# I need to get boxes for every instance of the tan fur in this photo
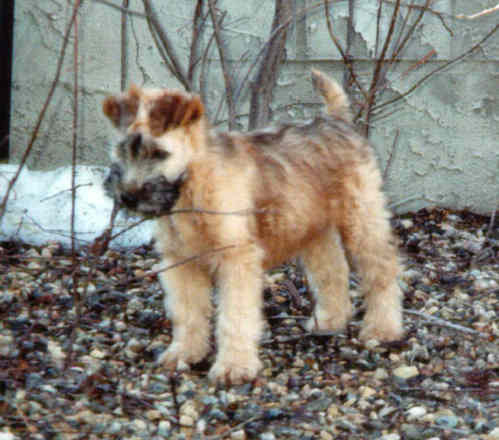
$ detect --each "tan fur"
[102,71,403,385]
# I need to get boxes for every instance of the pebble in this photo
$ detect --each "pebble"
[435,414,459,429]
[488,427,499,439]
[231,430,246,440]
[157,420,171,438]
[379,434,400,440]
[406,406,427,421]
[90,348,107,359]
[393,365,419,380]
[374,368,389,380]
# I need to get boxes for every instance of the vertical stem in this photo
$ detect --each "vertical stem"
[344,0,355,89]
[248,0,293,129]
[363,0,400,136]
[68,0,82,369]
[121,0,129,91]
[207,0,236,129]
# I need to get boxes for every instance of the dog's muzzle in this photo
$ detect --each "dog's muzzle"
[103,165,183,217]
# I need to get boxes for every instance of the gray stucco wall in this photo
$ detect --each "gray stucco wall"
[9,0,499,215]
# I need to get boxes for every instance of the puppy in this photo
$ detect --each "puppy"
[102,70,403,384]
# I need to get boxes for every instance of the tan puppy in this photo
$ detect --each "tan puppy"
[102,70,403,384]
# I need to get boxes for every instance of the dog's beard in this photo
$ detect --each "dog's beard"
[104,165,183,218]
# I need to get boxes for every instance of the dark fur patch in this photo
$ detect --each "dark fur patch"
[149,93,204,136]
[102,89,139,129]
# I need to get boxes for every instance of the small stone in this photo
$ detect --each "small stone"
[0,431,16,440]
[393,365,419,380]
[47,339,66,369]
[360,386,376,399]
[231,430,246,440]
[401,424,423,440]
[488,427,499,439]
[145,410,161,421]
[365,339,380,349]
[406,406,427,421]
[179,415,194,427]
[90,349,107,359]
[115,320,127,331]
[374,368,389,380]
[380,434,400,440]
[320,431,333,440]
[327,404,340,420]
[259,433,276,440]
[157,420,171,437]
[106,421,123,435]
[435,414,458,429]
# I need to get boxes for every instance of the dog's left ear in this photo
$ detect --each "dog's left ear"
[149,92,204,136]
[102,85,141,130]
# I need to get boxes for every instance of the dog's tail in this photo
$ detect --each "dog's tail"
[311,69,352,123]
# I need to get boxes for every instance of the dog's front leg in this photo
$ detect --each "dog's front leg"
[158,258,213,369]
[209,244,264,385]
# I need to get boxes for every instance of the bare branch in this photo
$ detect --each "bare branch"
[0,2,82,223]
[188,0,208,86]
[456,4,499,20]
[142,0,191,90]
[233,2,324,106]
[324,0,368,102]
[207,0,237,129]
[373,23,499,113]
[120,0,129,91]
[93,0,148,18]
[248,0,293,129]
[363,0,401,135]
[383,129,399,182]
[405,309,489,338]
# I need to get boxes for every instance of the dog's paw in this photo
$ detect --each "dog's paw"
[158,341,208,370]
[304,304,352,333]
[359,320,403,342]
[208,356,262,385]
[304,315,349,333]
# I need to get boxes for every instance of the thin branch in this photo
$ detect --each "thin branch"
[187,0,207,86]
[372,23,499,113]
[233,2,324,106]
[248,0,293,129]
[142,0,191,90]
[374,0,383,58]
[120,0,129,91]
[93,0,148,17]
[0,3,81,223]
[207,0,237,129]
[382,0,453,36]
[456,4,499,20]
[383,129,399,181]
[390,0,431,62]
[139,245,237,278]
[405,309,489,338]
[324,0,368,102]
[363,0,401,135]
[199,18,220,104]
[68,0,82,370]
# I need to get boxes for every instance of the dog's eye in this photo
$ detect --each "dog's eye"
[150,149,169,161]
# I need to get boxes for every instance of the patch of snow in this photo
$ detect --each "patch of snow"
[0,164,153,248]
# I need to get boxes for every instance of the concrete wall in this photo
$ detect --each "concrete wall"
[9,0,499,214]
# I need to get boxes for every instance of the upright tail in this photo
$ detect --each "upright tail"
[311,69,352,123]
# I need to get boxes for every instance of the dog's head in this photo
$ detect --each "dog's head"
[102,86,205,216]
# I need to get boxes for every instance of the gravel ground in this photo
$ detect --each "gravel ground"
[0,208,498,440]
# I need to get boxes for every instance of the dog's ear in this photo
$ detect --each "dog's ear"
[102,85,140,130]
[149,92,204,136]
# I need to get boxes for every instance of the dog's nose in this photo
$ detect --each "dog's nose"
[120,192,137,209]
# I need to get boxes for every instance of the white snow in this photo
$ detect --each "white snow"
[0,164,153,248]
